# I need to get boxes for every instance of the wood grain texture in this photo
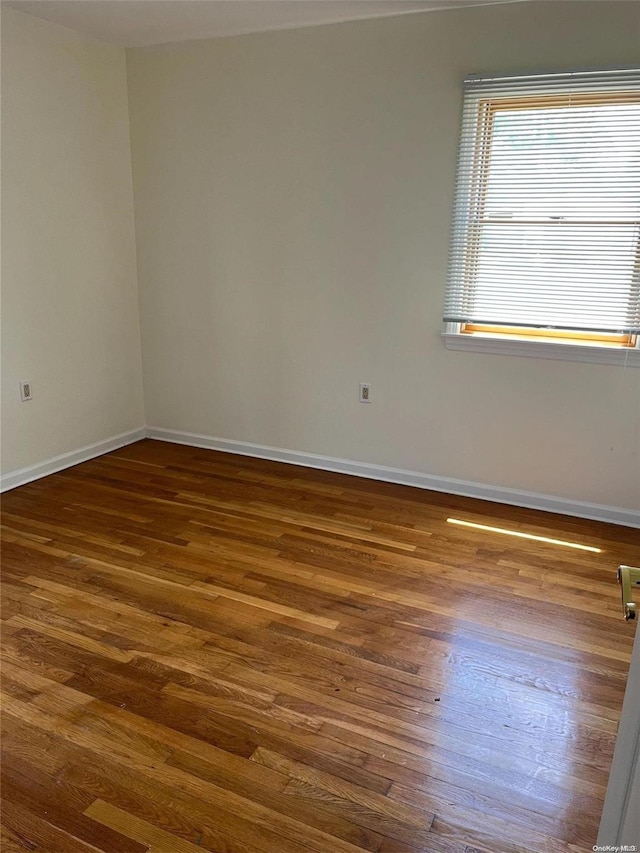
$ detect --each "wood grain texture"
[1,438,638,852]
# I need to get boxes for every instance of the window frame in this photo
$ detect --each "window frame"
[443,75,640,366]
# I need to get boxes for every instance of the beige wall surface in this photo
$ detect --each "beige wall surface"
[127,0,640,512]
[1,7,145,474]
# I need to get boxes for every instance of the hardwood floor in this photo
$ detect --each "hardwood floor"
[1,439,638,853]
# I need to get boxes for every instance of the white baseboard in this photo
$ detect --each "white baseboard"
[0,428,147,493]
[147,427,640,529]
[4,424,637,528]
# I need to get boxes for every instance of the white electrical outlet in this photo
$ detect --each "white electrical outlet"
[359,383,372,403]
[19,380,33,402]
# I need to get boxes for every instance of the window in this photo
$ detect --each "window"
[443,68,640,365]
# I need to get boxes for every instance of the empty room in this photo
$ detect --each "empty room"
[1,0,640,851]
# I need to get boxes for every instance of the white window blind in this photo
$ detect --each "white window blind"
[444,68,640,347]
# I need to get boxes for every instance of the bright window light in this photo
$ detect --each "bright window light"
[443,69,640,353]
[446,518,601,552]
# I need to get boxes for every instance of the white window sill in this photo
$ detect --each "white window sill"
[442,333,640,366]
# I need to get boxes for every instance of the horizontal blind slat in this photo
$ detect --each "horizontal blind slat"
[445,67,640,338]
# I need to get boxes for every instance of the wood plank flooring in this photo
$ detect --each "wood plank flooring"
[1,439,638,852]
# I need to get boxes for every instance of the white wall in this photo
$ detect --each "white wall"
[127,0,640,513]
[126,0,640,514]
[3,2,639,516]
[1,7,145,475]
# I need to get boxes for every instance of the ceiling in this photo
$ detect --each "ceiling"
[4,0,525,48]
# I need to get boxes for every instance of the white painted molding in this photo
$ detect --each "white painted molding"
[598,619,640,846]
[4,423,637,528]
[147,427,640,529]
[443,333,640,366]
[0,427,147,492]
